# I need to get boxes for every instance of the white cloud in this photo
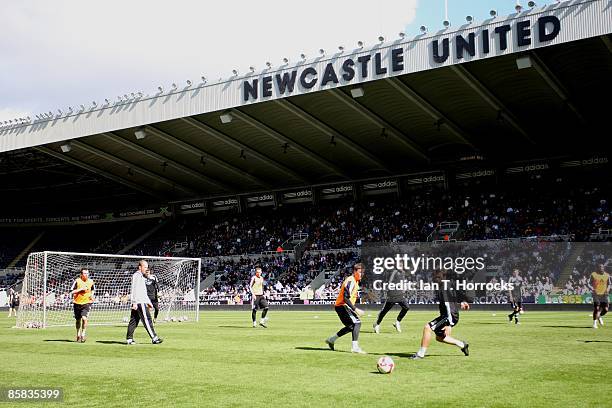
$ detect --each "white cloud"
[0,0,418,118]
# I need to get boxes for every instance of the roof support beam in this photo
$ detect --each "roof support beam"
[326,88,430,163]
[34,146,165,200]
[180,117,309,183]
[272,99,393,173]
[450,65,534,144]
[70,140,197,196]
[529,52,585,124]
[102,132,233,192]
[385,77,475,148]
[602,35,612,54]
[231,108,351,179]
[145,125,271,189]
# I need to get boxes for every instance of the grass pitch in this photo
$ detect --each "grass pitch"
[1,310,611,407]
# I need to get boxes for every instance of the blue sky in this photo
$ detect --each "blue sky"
[0,0,534,122]
[406,0,522,35]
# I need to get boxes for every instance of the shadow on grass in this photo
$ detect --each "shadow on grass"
[43,339,74,343]
[96,340,127,345]
[294,346,345,353]
[369,351,462,358]
[541,325,592,329]
[578,340,612,343]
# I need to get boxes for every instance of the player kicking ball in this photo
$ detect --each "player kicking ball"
[250,267,269,328]
[410,270,470,360]
[325,263,366,354]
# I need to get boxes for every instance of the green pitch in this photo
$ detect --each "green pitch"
[1,310,611,407]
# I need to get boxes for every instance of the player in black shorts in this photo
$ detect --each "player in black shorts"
[250,267,269,328]
[8,288,19,317]
[508,269,524,325]
[410,270,470,359]
[144,268,160,322]
[373,269,409,334]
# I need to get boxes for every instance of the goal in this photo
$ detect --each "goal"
[16,251,201,328]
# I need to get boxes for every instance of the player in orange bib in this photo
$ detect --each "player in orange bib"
[325,263,366,354]
[70,268,95,343]
[591,264,610,329]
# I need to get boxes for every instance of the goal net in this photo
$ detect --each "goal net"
[16,251,201,328]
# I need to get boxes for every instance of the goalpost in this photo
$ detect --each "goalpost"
[15,251,201,328]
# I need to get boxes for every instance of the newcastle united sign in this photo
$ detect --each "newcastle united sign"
[243,15,561,102]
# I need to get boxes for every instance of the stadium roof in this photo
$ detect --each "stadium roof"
[1,0,611,213]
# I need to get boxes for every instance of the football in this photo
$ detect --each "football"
[377,356,395,374]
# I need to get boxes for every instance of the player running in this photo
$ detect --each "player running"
[143,267,160,322]
[373,269,410,334]
[325,263,366,354]
[410,270,470,359]
[507,269,524,325]
[70,268,95,343]
[591,263,610,329]
[250,267,269,328]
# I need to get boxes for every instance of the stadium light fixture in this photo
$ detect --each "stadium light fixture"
[357,41,364,48]
[171,83,178,91]
[220,112,233,124]
[466,15,473,23]
[300,54,306,61]
[201,76,207,84]
[515,3,523,12]
[249,66,256,73]
[516,55,533,70]
[350,87,364,98]
[157,86,163,93]
[265,61,272,68]
[443,20,451,28]
[489,9,497,17]
[398,32,406,39]
[186,80,192,87]
[528,1,536,7]
[91,101,97,108]
[232,69,238,76]
[338,46,344,52]
[60,143,72,153]
[420,25,427,34]
[282,57,289,64]
[378,36,384,42]
[319,49,325,56]
[134,127,147,140]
